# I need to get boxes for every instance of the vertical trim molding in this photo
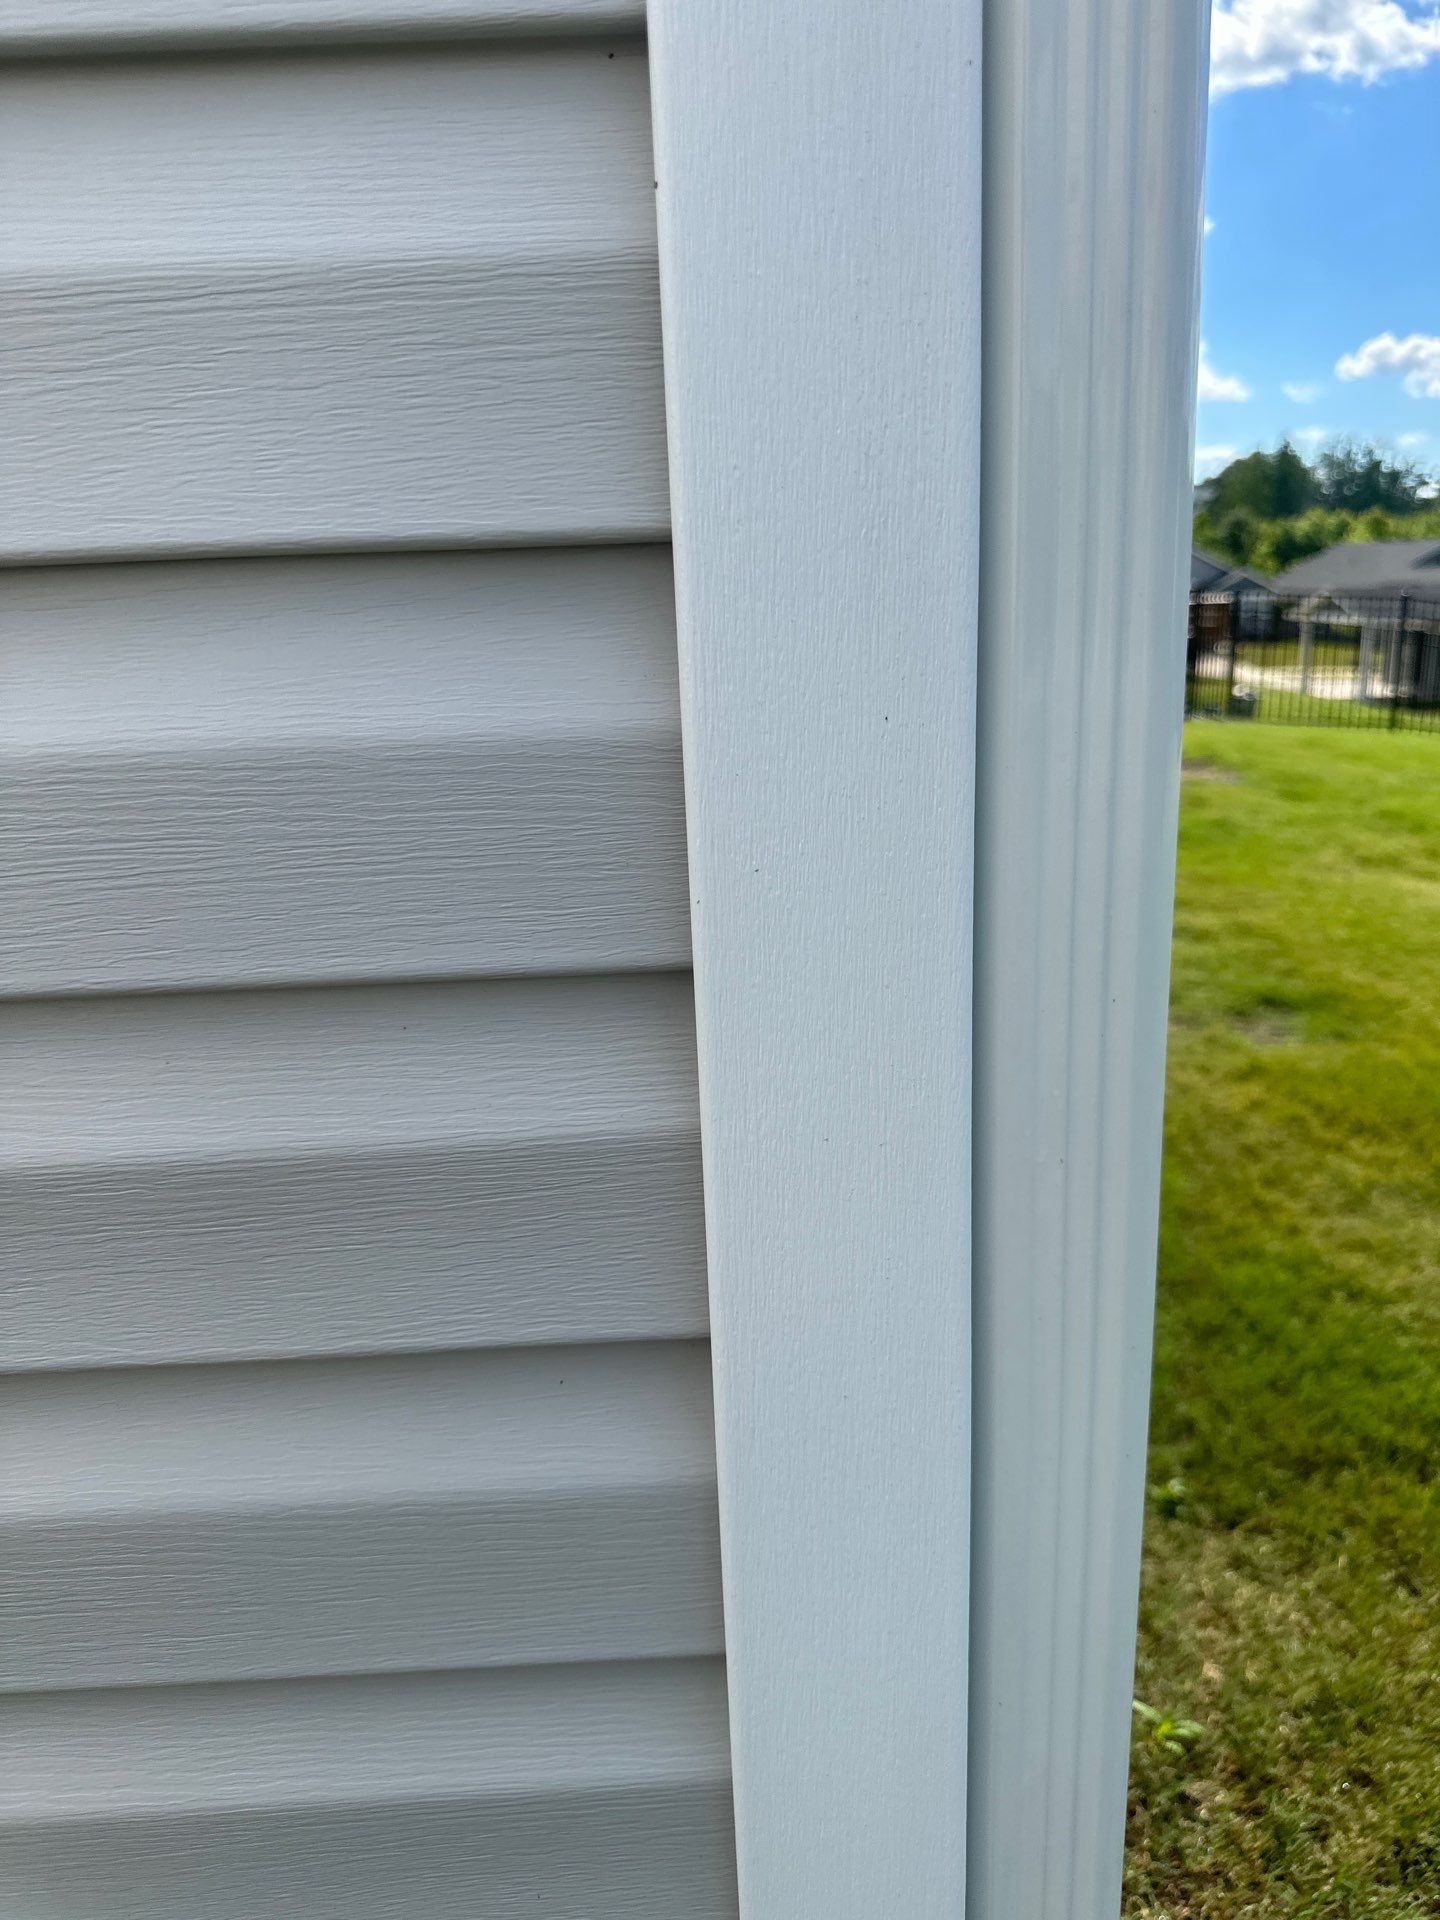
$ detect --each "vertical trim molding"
[647,6,981,1916]
[970,5,1210,1919]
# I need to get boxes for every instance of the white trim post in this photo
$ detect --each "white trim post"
[970,5,1210,1920]
[647,6,981,1916]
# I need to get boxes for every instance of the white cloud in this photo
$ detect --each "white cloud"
[1195,444,1239,480]
[1211,1,1440,96]
[1197,343,1252,402]
[1398,430,1430,447]
[1282,381,1322,403]
[1204,214,1216,234]
[1292,425,1332,446]
[1336,331,1440,396]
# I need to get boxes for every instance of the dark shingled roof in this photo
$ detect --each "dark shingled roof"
[1272,540,1440,597]
[1191,548,1274,595]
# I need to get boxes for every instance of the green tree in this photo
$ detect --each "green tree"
[1270,439,1319,517]
[1194,444,1440,579]
[1207,441,1317,521]
[1257,519,1308,573]
[1351,503,1396,543]
[1250,506,1350,575]
[1313,439,1430,514]
[1211,505,1260,565]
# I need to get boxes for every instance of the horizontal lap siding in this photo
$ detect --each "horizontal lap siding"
[1,976,707,1367]
[0,0,647,55]
[1,1342,723,1688]
[0,23,732,1917]
[0,1662,735,1920]
[0,43,667,561]
[0,550,689,993]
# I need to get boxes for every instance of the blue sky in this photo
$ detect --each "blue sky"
[1197,1,1440,479]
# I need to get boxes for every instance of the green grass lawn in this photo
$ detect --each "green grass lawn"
[1125,722,1440,1920]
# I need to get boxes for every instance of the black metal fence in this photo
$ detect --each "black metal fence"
[1187,589,1440,732]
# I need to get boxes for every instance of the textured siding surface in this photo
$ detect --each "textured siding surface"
[1,1342,722,1688]
[0,551,689,992]
[0,42,667,560]
[0,0,646,54]
[3,976,706,1368]
[0,16,734,1914]
[0,1662,735,1920]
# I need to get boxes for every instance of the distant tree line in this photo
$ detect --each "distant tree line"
[1194,439,1440,577]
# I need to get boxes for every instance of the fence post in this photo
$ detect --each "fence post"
[1298,604,1315,696]
[1357,611,1376,702]
[1225,593,1239,714]
[1391,593,1409,730]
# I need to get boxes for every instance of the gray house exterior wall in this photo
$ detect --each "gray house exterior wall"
[0,13,735,1916]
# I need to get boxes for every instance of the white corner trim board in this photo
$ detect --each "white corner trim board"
[970,4,1210,1920]
[648,5,981,1918]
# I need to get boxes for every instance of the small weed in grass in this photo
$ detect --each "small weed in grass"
[1126,724,1440,1920]
[1150,1476,1193,1521]
[1134,1700,1207,1758]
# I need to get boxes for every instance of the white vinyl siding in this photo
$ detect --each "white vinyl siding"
[3,977,706,1369]
[0,0,646,55]
[0,551,688,993]
[0,1662,733,1920]
[0,42,665,561]
[0,17,734,1917]
[1,1341,722,1689]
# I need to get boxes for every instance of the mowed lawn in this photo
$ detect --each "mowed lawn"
[1125,723,1440,1919]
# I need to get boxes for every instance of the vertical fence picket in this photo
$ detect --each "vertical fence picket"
[1186,587,1439,733]
[1392,593,1411,731]
[1224,594,1239,715]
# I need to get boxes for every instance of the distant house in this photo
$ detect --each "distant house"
[1272,539,1440,600]
[1187,551,1276,675]
[1270,540,1440,705]
[1190,547,1274,597]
